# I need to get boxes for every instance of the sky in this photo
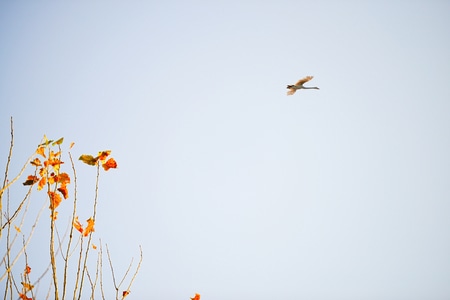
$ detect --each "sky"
[1,0,450,299]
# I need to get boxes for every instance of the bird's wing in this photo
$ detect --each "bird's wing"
[295,76,313,85]
[287,88,296,95]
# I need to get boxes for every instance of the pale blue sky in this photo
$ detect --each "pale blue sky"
[1,1,450,299]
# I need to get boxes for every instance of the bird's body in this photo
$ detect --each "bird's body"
[287,76,319,95]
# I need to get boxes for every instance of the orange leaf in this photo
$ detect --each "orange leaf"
[38,176,47,191]
[92,244,97,250]
[123,290,130,297]
[83,217,95,237]
[73,216,83,234]
[19,294,32,300]
[57,172,71,185]
[58,185,69,199]
[190,293,201,300]
[25,265,31,274]
[30,158,41,167]
[102,158,118,171]
[14,225,21,232]
[39,167,46,177]
[97,150,111,161]
[23,175,38,186]
[48,191,62,210]
[36,146,46,158]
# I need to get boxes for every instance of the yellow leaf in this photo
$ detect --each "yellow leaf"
[14,225,21,233]
[52,137,64,146]
[21,282,34,291]
[79,154,98,166]
[36,146,46,157]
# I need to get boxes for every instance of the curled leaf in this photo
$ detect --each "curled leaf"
[25,265,31,274]
[190,293,201,300]
[73,216,83,234]
[58,185,69,199]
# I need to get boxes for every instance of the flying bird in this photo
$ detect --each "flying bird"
[287,76,319,95]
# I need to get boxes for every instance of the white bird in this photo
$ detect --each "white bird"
[286,76,319,95]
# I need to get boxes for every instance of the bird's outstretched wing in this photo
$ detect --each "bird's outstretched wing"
[287,88,296,95]
[295,76,313,86]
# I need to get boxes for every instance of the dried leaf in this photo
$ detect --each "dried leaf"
[190,293,201,300]
[123,290,130,297]
[25,265,31,274]
[48,191,62,210]
[92,244,97,250]
[58,185,69,199]
[14,225,21,233]
[36,146,46,158]
[19,294,32,300]
[57,172,71,185]
[73,216,83,234]
[102,158,118,171]
[83,217,95,237]
[69,142,75,149]
[38,177,47,191]
[21,282,34,291]
[97,150,111,161]
[23,175,38,186]
[79,154,98,166]
[30,158,41,167]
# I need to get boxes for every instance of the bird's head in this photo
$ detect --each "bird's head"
[286,85,293,89]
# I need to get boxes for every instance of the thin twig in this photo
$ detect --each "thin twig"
[77,163,101,300]
[1,116,14,237]
[62,150,78,300]
[123,245,144,299]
